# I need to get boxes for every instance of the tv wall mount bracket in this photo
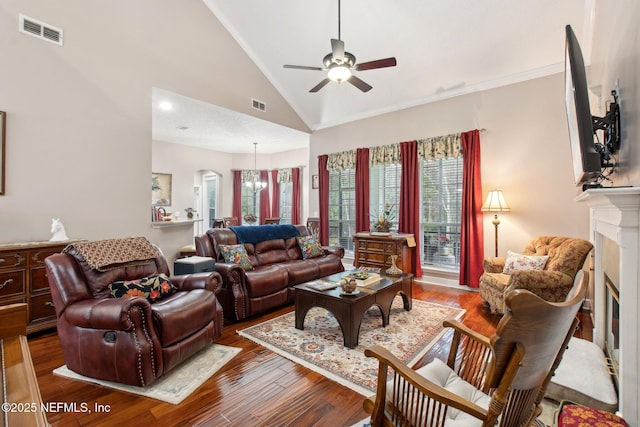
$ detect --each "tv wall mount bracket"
[593,89,620,169]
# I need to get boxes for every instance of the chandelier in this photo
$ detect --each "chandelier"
[245,142,267,193]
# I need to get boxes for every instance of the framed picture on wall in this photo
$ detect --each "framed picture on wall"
[312,174,319,189]
[0,111,5,196]
[152,172,172,206]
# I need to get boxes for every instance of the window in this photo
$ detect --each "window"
[369,164,401,231]
[203,173,218,229]
[421,157,463,269]
[328,169,355,253]
[279,182,293,224]
[241,187,260,224]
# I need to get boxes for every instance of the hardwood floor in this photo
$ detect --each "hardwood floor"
[28,282,593,427]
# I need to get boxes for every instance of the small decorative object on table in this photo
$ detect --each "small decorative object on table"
[339,277,358,294]
[385,254,403,276]
[49,218,69,242]
[243,213,257,225]
[371,203,394,233]
[184,208,196,219]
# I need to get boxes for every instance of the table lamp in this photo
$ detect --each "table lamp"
[481,190,510,257]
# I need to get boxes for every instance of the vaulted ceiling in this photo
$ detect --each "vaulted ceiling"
[153,0,594,153]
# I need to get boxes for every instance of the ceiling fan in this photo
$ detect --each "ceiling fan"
[283,0,397,93]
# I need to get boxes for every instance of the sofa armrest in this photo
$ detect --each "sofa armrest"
[507,270,573,291]
[171,272,223,295]
[323,246,345,258]
[213,263,246,289]
[63,297,153,330]
[483,257,506,273]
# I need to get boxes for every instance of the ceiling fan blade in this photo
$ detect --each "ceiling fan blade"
[284,64,324,71]
[355,57,397,71]
[331,38,345,61]
[310,78,331,93]
[348,75,373,92]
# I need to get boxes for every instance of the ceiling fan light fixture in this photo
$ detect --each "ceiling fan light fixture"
[328,64,351,83]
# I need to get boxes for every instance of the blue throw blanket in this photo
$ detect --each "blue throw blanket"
[229,224,300,244]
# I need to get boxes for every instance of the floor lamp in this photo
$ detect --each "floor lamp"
[481,190,510,257]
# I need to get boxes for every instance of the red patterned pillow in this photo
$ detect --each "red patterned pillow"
[558,404,628,427]
[109,273,178,303]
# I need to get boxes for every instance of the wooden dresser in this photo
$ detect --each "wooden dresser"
[0,241,70,334]
[352,232,416,274]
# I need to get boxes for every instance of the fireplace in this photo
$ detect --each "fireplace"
[577,187,640,426]
[604,273,620,390]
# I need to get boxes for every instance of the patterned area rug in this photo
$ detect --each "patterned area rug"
[238,298,465,396]
[53,344,240,404]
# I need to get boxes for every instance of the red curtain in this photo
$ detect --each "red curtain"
[259,170,270,224]
[398,141,423,277]
[355,148,370,232]
[291,167,301,225]
[459,130,484,288]
[318,155,330,245]
[232,170,242,220]
[271,169,280,219]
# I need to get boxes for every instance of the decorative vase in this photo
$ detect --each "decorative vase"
[386,255,403,276]
[187,212,194,219]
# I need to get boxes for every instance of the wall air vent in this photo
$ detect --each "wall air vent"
[19,14,63,46]
[252,99,266,112]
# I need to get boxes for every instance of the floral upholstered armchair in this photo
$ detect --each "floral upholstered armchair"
[479,236,592,314]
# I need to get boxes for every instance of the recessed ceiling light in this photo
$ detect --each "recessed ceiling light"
[159,101,173,111]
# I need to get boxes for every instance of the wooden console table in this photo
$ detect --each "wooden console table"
[0,241,72,334]
[353,232,416,274]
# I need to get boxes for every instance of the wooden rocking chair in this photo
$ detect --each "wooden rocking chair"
[363,271,588,427]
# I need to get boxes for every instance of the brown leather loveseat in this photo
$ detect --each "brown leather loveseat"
[45,237,224,387]
[195,224,345,320]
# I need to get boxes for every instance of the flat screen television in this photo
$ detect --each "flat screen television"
[564,25,601,187]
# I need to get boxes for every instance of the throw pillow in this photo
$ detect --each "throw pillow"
[109,273,177,303]
[219,244,253,271]
[502,250,549,274]
[297,235,324,259]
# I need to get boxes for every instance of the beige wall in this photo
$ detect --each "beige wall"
[590,0,640,186]
[309,74,591,258]
[0,0,307,246]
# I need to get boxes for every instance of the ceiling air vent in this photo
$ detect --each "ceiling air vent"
[19,14,63,46]
[252,99,266,112]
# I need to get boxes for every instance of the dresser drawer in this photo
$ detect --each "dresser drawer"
[30,247,64,266]
[29,293,56,323]
[0,253,26,271]
[0,271,26,297]
[30,267,50,291]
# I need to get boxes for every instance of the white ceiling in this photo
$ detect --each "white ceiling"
[153,0,594,154]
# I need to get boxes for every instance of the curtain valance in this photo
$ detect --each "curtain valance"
[370,143,400,166]
[418,133,462,160]
[276,168,292,183]
[324,132,462,169]
[327,150,356,171]
[241,170,258,182]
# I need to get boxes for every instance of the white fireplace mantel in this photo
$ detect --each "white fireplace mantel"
[576,186,640,425]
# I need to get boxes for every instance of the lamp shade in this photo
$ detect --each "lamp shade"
[481,190,510,212]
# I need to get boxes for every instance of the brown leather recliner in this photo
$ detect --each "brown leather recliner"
[45,237,224,387]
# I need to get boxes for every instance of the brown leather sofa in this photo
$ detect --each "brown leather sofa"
[195,224,345,320]
[45,237,224,387]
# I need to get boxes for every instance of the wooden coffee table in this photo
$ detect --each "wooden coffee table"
[293,272,413,349]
